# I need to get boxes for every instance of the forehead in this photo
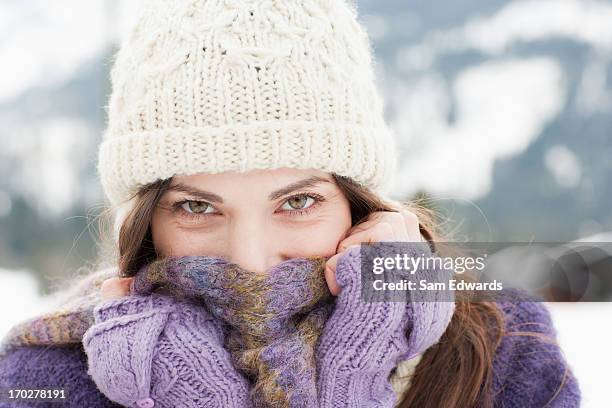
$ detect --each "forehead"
[171,168,333,188]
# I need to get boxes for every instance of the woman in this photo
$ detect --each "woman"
[0,0,579,407]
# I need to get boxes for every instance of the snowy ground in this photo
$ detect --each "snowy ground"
[546,302,612,408]
[0,268,61,338]
[0,268,609,406]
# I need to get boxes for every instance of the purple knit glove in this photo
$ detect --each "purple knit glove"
[315,241,455,407]
[82,293,252,408]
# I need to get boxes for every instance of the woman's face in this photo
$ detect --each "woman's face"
[151,168,352,274]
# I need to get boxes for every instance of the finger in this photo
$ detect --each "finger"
[397,209,423,242]
[352,210,423,242]
[325,243,361,296]
[324,254,342,296]
[100,277,133,300]
[337,222,395,253]
[383,211,409,239]
[347,212,389,234]
[348,211,408,240]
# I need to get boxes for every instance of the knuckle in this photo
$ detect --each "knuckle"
[401,209,419,223]
[389,211,406,224]
[349,223,368,234]
[337,240,351,252]
[372,222,394,240]
[376,221,394,232]
[100,277,130,296]
[100,277,119,290]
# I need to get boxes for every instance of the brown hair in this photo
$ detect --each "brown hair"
[96,173,560,407]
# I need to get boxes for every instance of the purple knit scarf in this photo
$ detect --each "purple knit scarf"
[130,255,334,407]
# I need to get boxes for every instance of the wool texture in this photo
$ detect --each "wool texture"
[130,254,334,407]
[97,0,398,206]
[0,242,459,407]
[0,298,582,408]
[82,288,253,407]
[0,246,582,407]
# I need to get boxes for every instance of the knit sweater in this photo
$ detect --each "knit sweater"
[0,244,580,408]
[0,297,580,407]
[0,243,457,408]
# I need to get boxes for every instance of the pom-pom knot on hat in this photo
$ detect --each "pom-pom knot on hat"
[97,0,398,206]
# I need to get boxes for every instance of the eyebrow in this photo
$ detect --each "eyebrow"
[166,176,331,203]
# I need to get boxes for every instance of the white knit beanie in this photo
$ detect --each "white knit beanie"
[97,0,398,207]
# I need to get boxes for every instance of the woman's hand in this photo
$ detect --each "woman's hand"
[100,276,134,300]
[84,273,253,408]
[315,206,455,407]
[325,207,424,295]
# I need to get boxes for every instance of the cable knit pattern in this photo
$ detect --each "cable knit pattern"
[0,293,581,407]
[0,246,581,407]
[82,293,252,408]
[315,243,455,407]
[98,0,398,206]
[130,255,333,407]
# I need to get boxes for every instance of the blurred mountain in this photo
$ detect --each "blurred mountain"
[355,0,612,241]
[0,0,611,288]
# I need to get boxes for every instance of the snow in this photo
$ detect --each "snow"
[0,268,60,339]
[547,302,612,408]
[391,58,567,200]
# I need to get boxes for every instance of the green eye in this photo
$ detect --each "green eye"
[282,195,315,210]
[181,200,215,214]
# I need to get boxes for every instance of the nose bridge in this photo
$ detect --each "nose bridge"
[228,215,280,274]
